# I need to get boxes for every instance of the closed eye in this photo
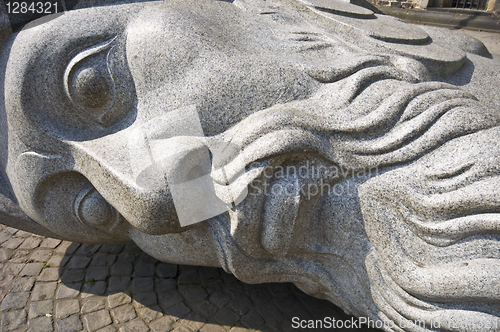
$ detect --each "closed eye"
[64,37,117,125]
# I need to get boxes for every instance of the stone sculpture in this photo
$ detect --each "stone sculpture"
[0,0,499,330]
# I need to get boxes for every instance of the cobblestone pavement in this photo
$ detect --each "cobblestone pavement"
[0,225,382,332]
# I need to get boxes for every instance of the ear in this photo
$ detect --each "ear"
[0,170,62,238]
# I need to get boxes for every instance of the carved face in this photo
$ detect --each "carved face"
[2,0,500,328]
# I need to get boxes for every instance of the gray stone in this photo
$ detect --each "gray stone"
[1,310,27,331]
[27,316,53,332]
[31,282,57,301]
[56,283,81,300]
[110,261,133,276]
[83,309,112,331]
[149,317,175,332]
[28,300,53,319]
[19,263,44,277]
[107,277,130,293]
[107,292,132,309]
[118,319,149,332]
[85,266,109,281]
[55,299,80,319]
[0,2,499,331]
[1,292,29,310]
[55,314,83,332]
[110,304,137,324]
[9,277,35,293]
[131,278,154,293]
[37,268,60,282]
[80,298,106,314]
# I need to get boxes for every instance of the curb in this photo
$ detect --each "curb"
[377,6,500,32]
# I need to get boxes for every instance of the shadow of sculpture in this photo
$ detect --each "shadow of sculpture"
[57,242,383,331]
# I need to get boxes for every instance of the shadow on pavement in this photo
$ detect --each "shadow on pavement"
[57,241,383,331]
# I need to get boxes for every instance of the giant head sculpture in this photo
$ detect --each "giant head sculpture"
[1,0,499,330]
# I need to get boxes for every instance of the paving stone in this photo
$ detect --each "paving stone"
[81,298,106,314]
[164,302,191,318]
[156,263,178,278]
[196,300,217,318]
[178,270,199,285]
[136,305,162,323]
[83,309,112,331]
[198,267,220,280]
[149,316,175,332]
[156,278,176,292]
[209,291,230,309]
[9,277,35,292]
[85,266,109,281]
[132,277,154,292]
[171,325,192,332]
[138,252,159,264]
[108,277,130,292]
[107,292,132,309]
[56,283,81,299]
[1,292,29,310]
[98,244,124,255]
[30,249,53,262]
[225,283,245,298]
[81,281,106,297]
[110,261,133,276]
[118,318,149,332]
[220,271,238,285]
[0,230,11,244]
[3,263,25,276]
[179,312,206,331]
[28,299,53,319]
[131,291,157,308]
[55,242,80,255]
[37,268,60,281]
[179,285,208,303]
[55,314,83,332]
[248,288,272,303]
[229,296,252,316]
[39,238,62,249]
[5,227,18,234]
[0,247,14,262]
[205,279,224,294]
[132,263,155,277]
[31,282,57,301]
[67,256,91,270]
[96,326,117,332]
[61,269,85,283]
[199,322,226,332]
[16,230,35,238]
[1,309,27,331]
[18,237,42,250]
[27,316,53,332]
[213,306,240,327]
[90,253,116,266]
[47,254,69,267]
[110,304,137,324]
[20,263,44,277]
[158,290,183,310]
[9,250,32,264]
[241,309,265,329]
[56,299,80,319]
[76,244,101,256]
[2,237,24,249]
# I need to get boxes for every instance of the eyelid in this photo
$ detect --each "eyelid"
[63,37,117,120]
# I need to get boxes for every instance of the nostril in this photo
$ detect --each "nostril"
[75,184,114,227]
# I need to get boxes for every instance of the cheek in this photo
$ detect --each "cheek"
[35,172,130,244]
